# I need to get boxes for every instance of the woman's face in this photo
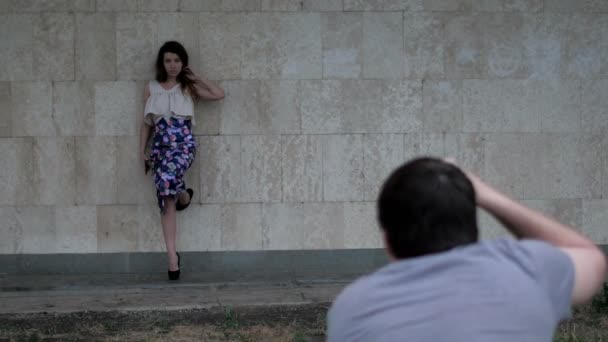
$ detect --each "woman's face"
[163,52,183,78]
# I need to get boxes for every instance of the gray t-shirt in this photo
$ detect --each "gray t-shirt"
[327,238,575,342]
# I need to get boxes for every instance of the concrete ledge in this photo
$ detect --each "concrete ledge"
[0,249,388,276]
[2,245,606,277]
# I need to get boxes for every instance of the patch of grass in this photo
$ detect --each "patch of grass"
[592,283,608,314]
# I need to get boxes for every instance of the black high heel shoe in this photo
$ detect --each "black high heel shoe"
[168,252,180,280]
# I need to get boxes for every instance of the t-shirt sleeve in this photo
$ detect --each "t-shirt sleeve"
[498,239,575,321]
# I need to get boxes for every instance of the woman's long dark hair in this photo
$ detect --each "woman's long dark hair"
[155,41,200,100]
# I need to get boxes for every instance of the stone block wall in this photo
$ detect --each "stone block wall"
[1,0,607,255]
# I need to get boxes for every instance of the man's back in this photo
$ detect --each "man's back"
[327,238,574,342]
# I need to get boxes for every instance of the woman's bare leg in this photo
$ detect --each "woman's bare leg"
[161,196,179,271]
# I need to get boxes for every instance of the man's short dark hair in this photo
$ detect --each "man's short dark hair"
[377,157,478,259]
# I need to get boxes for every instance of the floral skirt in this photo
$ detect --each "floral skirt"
[149,117,196,213]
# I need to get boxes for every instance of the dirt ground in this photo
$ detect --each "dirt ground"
[1,303,607,342]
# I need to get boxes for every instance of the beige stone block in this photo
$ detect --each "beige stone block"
[583,200,608,244]
[341,80,383,133]
[222,0,261,10]
[423,80,462,133]
[362,12,403,79]
[193,99,221,136]
[136,205,164,252]
[322,135,365,202]
[55,206,97,253]
[538,134,585,199]
[523,199,582,228]
[137,0,179,11]
[75,137,118,205]
[345,0,423,10]
[0,14,35,81]
[582,80,608,133]
[522,14,564,80]
[116,13,158,81]
[0,82,11,136]
[483,13,529,79]
[0,138,34,206]
[220,80,300,134]
[303,0,342,10]
[403,133,446,159]
[262,203,344,250]
[4,0,95,12]
[380,80,423,133]
[505,0,542,12]
[177,204,222,251]
[424,0,501,11]
[180,0,222,11]
[0,207,23,254]
[561,14,605,79]
[463,80,542,132]
[578,134,606,199]
[261,0,301,10]
[96,0,137,11]
[404,13,445,79]
[322,12,363,79]
[222,204,263,250]
[75,13,116,81]
[478,210,511,240]
[299,80,342,134]
[94,81,139,136]
[545,0,608,12]
[445,14,486,78]
[19,206,56,253]
[199,135,241,203]
[52,82,95,136]
[483,133,535,199]
[343,202,382,248]
[115,136,158,205]
[363,134,404,201]
[11,82,54,137]
[97,205,139,253]
[241,13,321,79]
[33,13,74,81]
[444,133,487,177]
[32,137,76,206]
[540,80,581,132]
[281,135,323,202]
[240,135,282,202]
[200,13,241,80]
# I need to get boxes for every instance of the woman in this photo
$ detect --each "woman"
[139,41,224,280]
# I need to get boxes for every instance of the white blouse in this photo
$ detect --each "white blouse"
[143,80,195,126]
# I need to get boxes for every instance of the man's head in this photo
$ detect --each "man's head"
[377,157,478,260]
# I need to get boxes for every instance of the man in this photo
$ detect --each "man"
[327,157,606,342]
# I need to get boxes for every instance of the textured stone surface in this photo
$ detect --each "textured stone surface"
[582,80,608,133]
[75,13,116,81]
[583,200,608,244]
[322,135,365,202]
[363,134,404,201]
[200,13,241,80]
[33,13,75,81]
[445,14,486,78]
[199,135,241,203]
[52,82,95,136]
[0,138,33,206]
[32,137,76,206]
[281,135,323,203]
[0,82,11,136]
[239,135,282,202]
[343,202,382,248]
[345,0,423,10]
[94,81,140,136]
[263,203,345,250]
[16,206,56,254]
[362,12,404,79]
[11,82,54,137]
[220,81,299,134]
[322,12,363,79]
[55,206,97,253]
[404,13,445,79]
[177,204,222,251]
[241,13,321,79]
[423,80,462,132]
[222,204,263,250]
